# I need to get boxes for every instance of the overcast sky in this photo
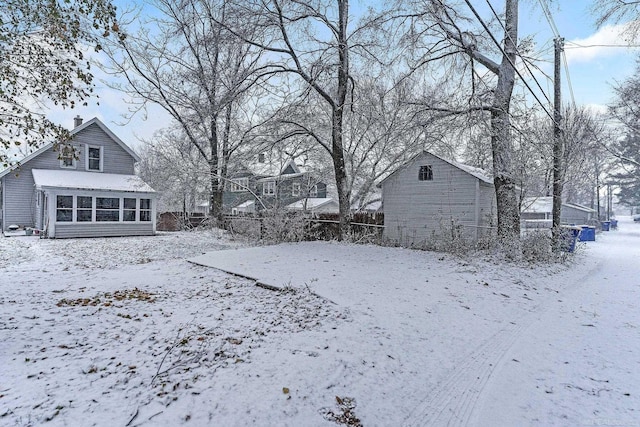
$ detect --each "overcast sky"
[46,0,639,153]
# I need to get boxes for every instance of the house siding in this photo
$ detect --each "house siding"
[54,223,154,239]
[2,121,140,232]
[560,205,592,224]
[382,152,496,246]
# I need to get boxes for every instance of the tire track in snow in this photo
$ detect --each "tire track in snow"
[402,321,526,427]
[403,255,609,427]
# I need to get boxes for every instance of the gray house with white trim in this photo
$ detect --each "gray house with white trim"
[380,151,497,247]
[520,196,596,227]
[0,117,156,238]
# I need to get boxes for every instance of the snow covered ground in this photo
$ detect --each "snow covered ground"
[1,220,639,426]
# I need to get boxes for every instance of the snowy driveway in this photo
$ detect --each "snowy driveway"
[190,219,640,426]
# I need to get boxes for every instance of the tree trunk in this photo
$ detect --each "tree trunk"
[209,118,223,223]
[491,0,520,241]
[333,0,351,241]
[332,108,351,241]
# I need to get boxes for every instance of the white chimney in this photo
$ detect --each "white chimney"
[74,115,83,128]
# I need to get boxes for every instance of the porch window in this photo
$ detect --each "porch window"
[309,184,318,197]
[77,196,93,222]
[96,197,120,221]
[123,198,137,221]
[263,181,276,195]
[56,195,73,222]
[140,199,151,222]
[86,145,103,172]
[229,177,249,192]
[419,165,433,181]
[292,182,301,197]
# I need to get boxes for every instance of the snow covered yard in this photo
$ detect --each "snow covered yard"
[1,221,639,426]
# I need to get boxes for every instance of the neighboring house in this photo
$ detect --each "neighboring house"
[286,197,339,214]
[520,196,596,227]
[224,158,329,213]
[0,117,156,238]
[379,151,497,247]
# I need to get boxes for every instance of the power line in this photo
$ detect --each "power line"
[564,42,640,49]
[535,0,577,109]
[484,0,553,107]
[462,0,556,123]
[562,48,576,109]
[536,0,560,39]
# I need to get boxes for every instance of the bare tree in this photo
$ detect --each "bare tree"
[222,0,388,240]
[592,0,640,41]
[1,0,119,167]
[102,0,266,221]
[137,127,209,215]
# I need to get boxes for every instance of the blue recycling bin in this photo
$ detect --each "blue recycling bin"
[561,226,581,252]
[610,219,618,230]
[578,225,596,242]
[601,221,611,231]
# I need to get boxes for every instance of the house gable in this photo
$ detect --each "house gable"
[0,117,144,234]
[381,151,496,246]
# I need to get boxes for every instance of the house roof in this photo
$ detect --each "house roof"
[0,117,140,179]
[521,196,596,214]
[32,169,155,193]
[257,172,306,183]
[286,197,336,211]
[378,150,494,187]
[235,200,255,209]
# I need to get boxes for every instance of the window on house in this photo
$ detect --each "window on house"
[56,195,73,222]
[263,181,276,195]
[123,198,137,221]
[258,153,265,163]
[292,182,301,197]
[77,196,93,222]
[86,145,103,171]
[229,177,249,192]
[309,184,318,197]
[59,145,76,169]
[140,199,151,222]
[96,197,120,221]
[418,165,433,181]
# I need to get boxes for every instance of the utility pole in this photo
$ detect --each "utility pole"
[551,37,564,251]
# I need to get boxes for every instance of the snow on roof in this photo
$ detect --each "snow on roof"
[235,200,255,208]
[521,196,596,214]
[286,197,335,210]
[521,197,553,213]
[451,161,494,184]
[32,169,155,193]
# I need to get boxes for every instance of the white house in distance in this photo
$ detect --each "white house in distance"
[380,151,497,247]
[520,196,596,227]
[285,197,339,214]
[0,117,157,238]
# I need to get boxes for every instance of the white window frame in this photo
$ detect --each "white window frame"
[76,195,94,222]
[123,197,137,222]
[56,195,74,222]
[309,184,318,198]
[140,198,152,222]
[292,182,301,197]
[85,144,104,172]
[229,177,249,192]
[263,181,276,195]
[59,145,77,169]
